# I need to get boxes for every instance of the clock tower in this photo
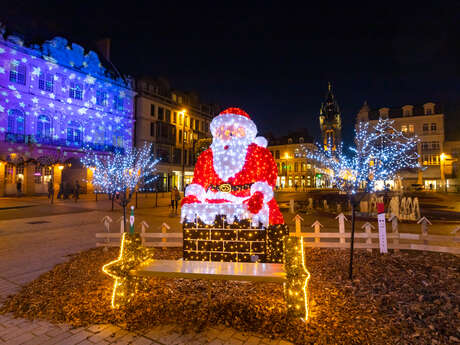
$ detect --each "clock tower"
[319,82,342,151]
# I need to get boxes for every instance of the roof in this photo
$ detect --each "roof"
[366,103,443,120]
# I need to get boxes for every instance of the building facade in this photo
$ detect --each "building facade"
[134,77,219,191]
[268,133,326,190]
[356,101,458,191]
[0,30,135,196]
[319,82,342,151]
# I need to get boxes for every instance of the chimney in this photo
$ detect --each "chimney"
[95,38,111,61]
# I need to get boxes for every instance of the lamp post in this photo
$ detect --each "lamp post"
[179,109,187,191]
[440,153,446,192]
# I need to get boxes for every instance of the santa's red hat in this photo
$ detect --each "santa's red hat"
[210,107,257,139]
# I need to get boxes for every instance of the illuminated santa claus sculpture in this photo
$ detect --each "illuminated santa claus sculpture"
[181,107,288,263]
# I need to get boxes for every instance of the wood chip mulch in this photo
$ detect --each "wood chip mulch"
[0,248,459,345]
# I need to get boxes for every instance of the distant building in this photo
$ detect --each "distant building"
[319,82,342,151]
[268,131,327,189]
[0,28,135,196]
[356,101,458,191]
[134,77,220,191]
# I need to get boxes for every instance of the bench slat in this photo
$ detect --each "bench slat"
[132,260,286,283]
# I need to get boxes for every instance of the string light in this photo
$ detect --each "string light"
[81,142,159,195]
[303,117,420,193]
[284,236,310,321]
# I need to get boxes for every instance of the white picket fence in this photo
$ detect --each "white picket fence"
[292,214,460,255]
[96,214,460,255]
[96,216,182,248]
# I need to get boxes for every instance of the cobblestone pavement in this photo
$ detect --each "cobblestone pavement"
[0,314,294,345]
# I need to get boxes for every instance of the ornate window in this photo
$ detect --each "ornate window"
[39,72,54,92]
[69,82,83,100]
[113,95,124,111]
[66,120,82,146]
[96,90,108,106]
[9,61,27,85]
[7,109,25,141]
[37,115,52,141]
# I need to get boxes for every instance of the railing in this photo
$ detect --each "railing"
[1,133,124,154]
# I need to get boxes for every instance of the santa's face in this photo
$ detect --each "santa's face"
[211,124,253,182]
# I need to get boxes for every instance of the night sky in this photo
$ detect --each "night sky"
[2,1,459,145]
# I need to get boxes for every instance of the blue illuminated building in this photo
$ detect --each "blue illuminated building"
[0,26,135,195]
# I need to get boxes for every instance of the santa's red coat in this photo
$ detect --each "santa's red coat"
[188,143,284,225]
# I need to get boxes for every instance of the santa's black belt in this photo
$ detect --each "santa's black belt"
[208,183,252,193]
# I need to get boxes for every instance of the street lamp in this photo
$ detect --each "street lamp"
[179,109,187,191]
[440,153,446,192]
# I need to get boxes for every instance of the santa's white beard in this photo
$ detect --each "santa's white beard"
[211,137,252,181]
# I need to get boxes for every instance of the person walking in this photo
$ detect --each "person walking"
[57,181,64,199]
[172,186,181,215]
[48,179,55,204]
[16,179,22,197]
[74,180,80,203]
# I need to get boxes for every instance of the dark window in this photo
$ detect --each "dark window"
[69,82,83,100]
[150,122,155,137]
[113,95,123,111]
[150,104,155,116]
[7,109,25,135]
[37,115,51,139]
[39,73,53,92]
[157,147,170,162]
[423,123,429,132]
[158,107,164,121]
[9,61,26,85]
[178,130,182,142]
[67,121,82,146]
[275,150,280,159]
[184,149,188,165]
[173,148,181,164]
[96,90,108,106]
[431,123,437,131]
[166,109,171,122]
[173,112,177,123]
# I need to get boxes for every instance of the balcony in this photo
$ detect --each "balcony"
[1,133,124,154]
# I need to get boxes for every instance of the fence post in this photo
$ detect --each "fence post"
[140,220,149,246]
[160,222,171,248]
[361,222,375,253]
[335,213,348,244]
[311,220,323,244]
[389,215,399,253]
[293,214,304,236]
[101,216,113,250]
[289,199,295,213]
[417,216,432,245]
[117,216,125,233]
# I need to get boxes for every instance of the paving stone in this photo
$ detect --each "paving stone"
[20,334,52,345]
[244,336,262,345]
[217,328,235,341]
[223,338,244,345]
[44,330,74,345]
[58,330,92,345]
[208,339,225,345]
[86,324,110,334]
[130,336,155,345]
[87,325,120,343]
[3,331,35,345]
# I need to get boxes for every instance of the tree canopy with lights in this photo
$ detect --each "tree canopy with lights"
[305,117,420,193]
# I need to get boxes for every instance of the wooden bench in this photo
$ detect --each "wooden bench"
[103,233,310,321]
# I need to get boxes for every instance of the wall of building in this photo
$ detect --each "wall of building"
[135,78,218,191]
[0,34,135,195]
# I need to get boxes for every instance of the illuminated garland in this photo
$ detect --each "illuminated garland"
[284,236,310,321]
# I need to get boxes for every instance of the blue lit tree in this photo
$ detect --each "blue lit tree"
[303,117,419,279]
[81,143,159,229]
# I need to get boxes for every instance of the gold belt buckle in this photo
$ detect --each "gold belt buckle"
[219,183,231,193]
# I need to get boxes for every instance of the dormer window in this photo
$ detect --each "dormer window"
[379,107,389,119]
[423,102,435,115]
[299,137,304,143]
[288,138,293,144]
